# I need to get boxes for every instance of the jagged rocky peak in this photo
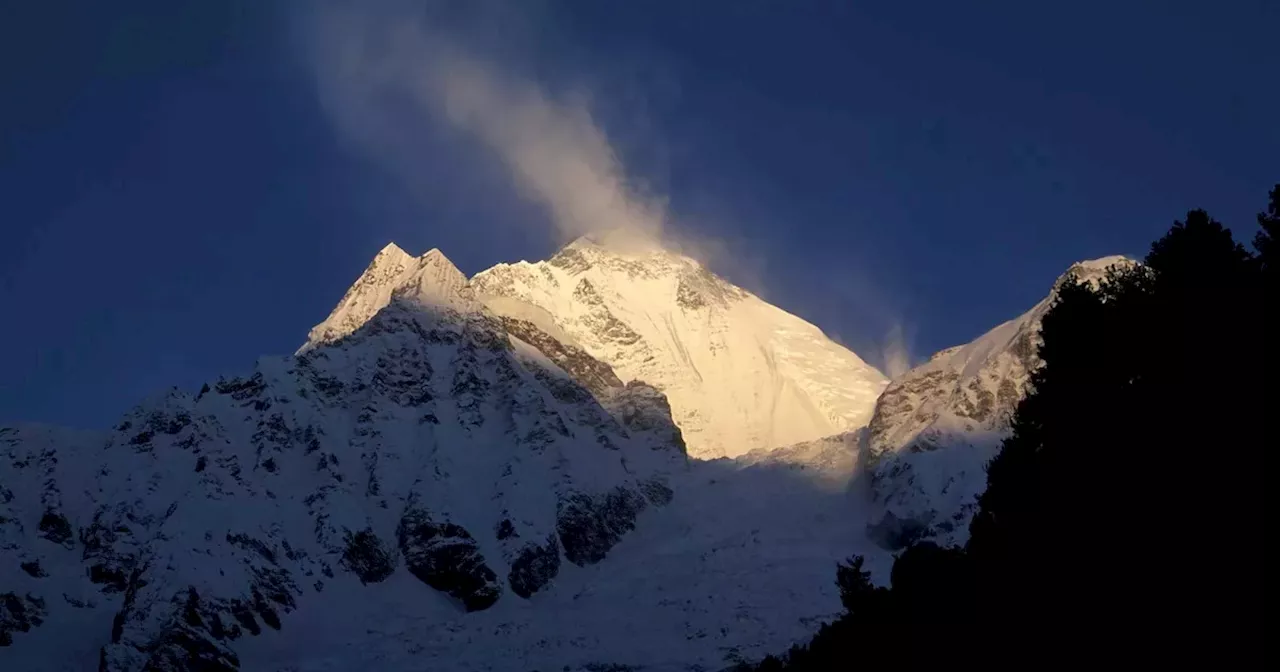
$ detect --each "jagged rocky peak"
[375,240,414,264]
[408,248,470,298]
[302,244,475,351]
[865,255,1133,549]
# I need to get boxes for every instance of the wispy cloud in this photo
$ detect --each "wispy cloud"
[300,1,663,247]
[879,321,913,379]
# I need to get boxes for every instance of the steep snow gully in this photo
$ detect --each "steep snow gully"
[1,237,1129,671]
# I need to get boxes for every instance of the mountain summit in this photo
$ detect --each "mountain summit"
[301,245,476,351]
[472,236,889,459]
[865,255,1136,548]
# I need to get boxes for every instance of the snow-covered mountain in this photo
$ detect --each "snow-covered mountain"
[1,246,688,670]
[864,256,1134,548]
[472,235,889,459]
[1,241,890,671]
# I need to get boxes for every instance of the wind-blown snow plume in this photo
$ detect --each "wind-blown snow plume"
[302,1,664,246]
[297,1,907,383]
[880,322,913,379]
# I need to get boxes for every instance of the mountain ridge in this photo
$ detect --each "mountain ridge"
[865,255,1136,548]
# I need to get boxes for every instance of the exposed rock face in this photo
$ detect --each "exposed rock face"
[397,508,501,612]
[1,592,46,647]
[37,512,74,547]
[493,305,686,456]
[506,535,561,599]
[115,586,241,672]
[865,256,1134,548]
[557,487,652,566]
[340,529,397,585]
[0,245,684,670]
[498,316,623,395]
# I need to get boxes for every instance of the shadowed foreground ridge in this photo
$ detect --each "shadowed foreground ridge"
[745,186,1276,670]
[862,254,1135,549]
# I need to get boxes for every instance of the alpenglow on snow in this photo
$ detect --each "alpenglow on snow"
[470,235,890,459]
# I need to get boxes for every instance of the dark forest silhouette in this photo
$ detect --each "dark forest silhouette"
[748,185,1276,670]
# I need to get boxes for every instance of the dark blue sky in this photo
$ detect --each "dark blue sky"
[2,0,1276,428]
